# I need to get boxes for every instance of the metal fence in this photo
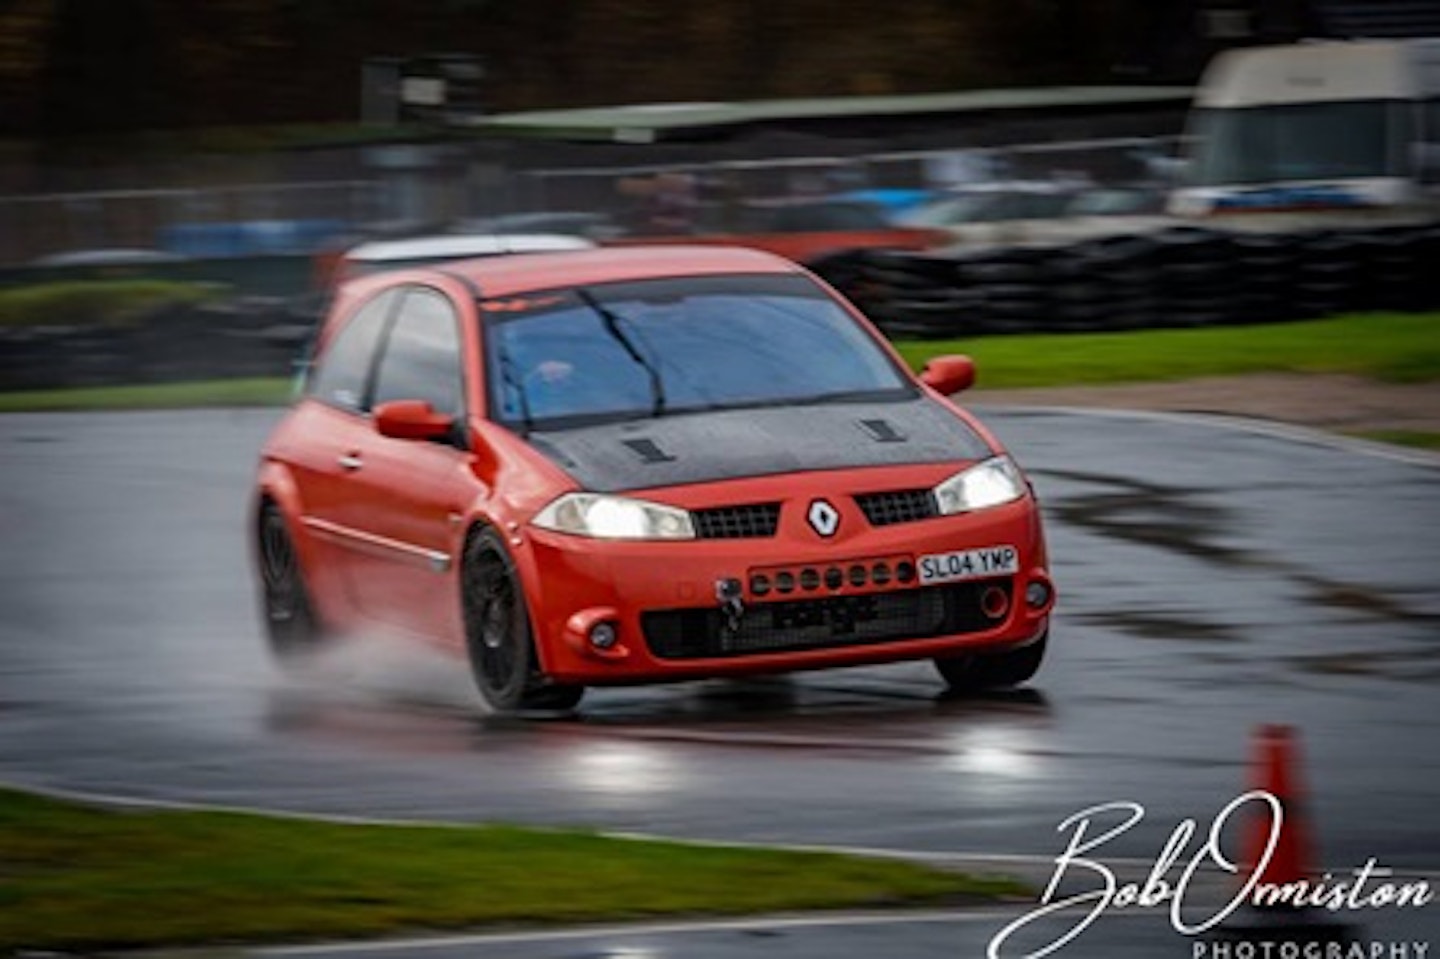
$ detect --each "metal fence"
[515,136,1183,225]
[0,180,382,265]
[0,136,1183,265]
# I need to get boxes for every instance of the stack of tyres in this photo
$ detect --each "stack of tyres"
[1152,227,1236,328]
[832,249,921,332]
[1055,235,1162,332]
[1417,227,1440,310]
[808,250,876,304]
[1230,232,1299,324]
[1102,235,1166,332]
[1347,226,1416,312]
[1295,231,1362,319]
[1047,245,1115,332]
[857,251,982,338]
[840,220,1439,343]
[1361,225,1429,312]
[956,248,1054,335]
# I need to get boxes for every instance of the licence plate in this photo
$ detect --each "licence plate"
[918,546,1019,584]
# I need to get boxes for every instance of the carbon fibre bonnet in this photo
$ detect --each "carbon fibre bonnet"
[525,395,993,493]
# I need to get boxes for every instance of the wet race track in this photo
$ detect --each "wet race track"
[2,406,1438,957]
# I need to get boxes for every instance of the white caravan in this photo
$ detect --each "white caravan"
[1171,39,1440,223]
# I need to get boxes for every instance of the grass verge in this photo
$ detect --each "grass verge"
[0,788,1021,952]
[1,312,1435,414]
[0,278,226,327]
[895,312,1440,389]
[1344,429,1440,451]
[0,377,292,412]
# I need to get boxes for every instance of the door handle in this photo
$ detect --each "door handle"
[337,453,363,471]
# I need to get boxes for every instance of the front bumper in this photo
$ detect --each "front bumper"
[515,486,1053,686]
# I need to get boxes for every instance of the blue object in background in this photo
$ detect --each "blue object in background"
[160,219,349,258]
[833,188,937,214]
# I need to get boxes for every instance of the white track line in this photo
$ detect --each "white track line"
[0,778,1144,872]
[9,776,1437,884]
[256,907,1126,956]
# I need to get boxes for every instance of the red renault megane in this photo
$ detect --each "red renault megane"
[252,246,1054,713]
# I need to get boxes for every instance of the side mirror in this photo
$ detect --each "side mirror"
[374,400,455,442]
[919,354,975,395]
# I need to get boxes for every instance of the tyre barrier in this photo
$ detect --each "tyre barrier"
[0,299,311,392]
[809,224,1440,339]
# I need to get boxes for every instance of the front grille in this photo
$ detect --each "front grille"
[692,503,782,539]
[643,581,1009,660]
[854,490,939,526]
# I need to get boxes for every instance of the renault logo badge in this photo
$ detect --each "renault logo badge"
[807,499,840,538]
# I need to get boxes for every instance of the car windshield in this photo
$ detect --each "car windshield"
[1187,100,1407,185]
[483,273,911,430]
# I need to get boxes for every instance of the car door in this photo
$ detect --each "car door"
[340,285,474,642]
[283,289,400,623]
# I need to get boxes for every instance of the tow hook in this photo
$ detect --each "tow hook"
[715,577,745,632]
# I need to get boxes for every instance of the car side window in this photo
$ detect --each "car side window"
[372,288,465,418]
[308,291,397,412]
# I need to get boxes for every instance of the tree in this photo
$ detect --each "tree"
[39,0,178,136]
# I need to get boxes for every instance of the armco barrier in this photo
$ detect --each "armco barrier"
[813,224,1440,338]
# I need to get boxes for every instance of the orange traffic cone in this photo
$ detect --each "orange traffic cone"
[1244,724,1317,899]
[1211,725,1358,946]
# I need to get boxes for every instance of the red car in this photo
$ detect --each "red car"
[253,246,1054,713]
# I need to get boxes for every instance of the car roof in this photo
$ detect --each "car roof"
[436,245,802,299]
[345,233,594,262]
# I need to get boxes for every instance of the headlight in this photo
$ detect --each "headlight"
[532,493,696,540]
[933,455,1026,515]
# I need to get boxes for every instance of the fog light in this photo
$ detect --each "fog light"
[1025,581,1052,610]
[981,585,1010,620]
[589,621,619,650]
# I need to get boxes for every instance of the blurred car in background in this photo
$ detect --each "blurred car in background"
[1064,186,1167,218]
[253,246,1055,714]
[455,211,629,242]
[613,197,949,268]
[902,181,1174,250]
[831,188,937,215]
[29,248,190,268]
[904,181,1076,220]
[738,197,897,233]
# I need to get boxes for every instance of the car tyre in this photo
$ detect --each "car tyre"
[462,529,584,715]
[257,501,323,660]
[935,629,1047,693]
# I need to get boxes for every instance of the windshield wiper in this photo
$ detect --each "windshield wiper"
[575,287,666,418]
[496,344,535,437]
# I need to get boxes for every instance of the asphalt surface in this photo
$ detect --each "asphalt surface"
[1,406,1437,958]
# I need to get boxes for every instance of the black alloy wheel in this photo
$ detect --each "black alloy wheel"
[257,501,322,659]
[462,529,584,714]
